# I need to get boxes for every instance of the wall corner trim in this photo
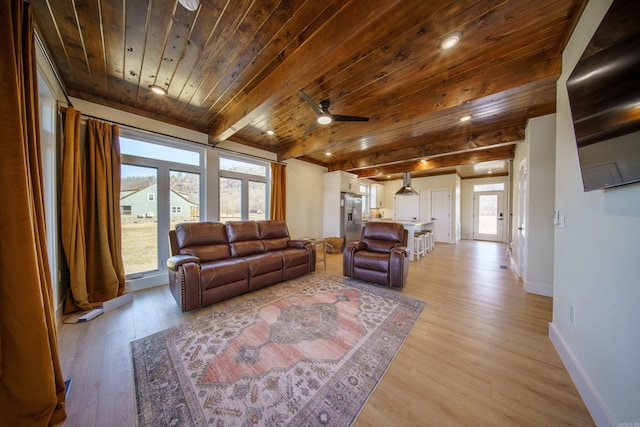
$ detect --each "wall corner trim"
[548,322,616,427]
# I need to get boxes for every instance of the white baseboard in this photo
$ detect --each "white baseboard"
[524,280,553,297]
[548,322,615,427]
[102,292,134,312]
[510,256,520,278]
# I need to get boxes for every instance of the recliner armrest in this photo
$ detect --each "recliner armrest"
[345,241,366,251]
[167,254,199,270]
[390,245,408,257]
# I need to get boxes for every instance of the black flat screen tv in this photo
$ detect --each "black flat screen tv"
[566,0,640,191]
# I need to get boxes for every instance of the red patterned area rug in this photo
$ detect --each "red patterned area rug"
[130,273,425,426]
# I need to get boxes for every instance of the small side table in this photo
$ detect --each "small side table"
[304,238,327,269]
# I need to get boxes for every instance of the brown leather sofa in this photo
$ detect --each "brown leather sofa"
[167,220,316,312]
[343,221,409,288]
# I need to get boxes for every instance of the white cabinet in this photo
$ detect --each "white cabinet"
[325,171,359,194]
[370,184,385,208]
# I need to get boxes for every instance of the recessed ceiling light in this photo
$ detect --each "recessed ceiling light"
[325,152,332,156]
[266,130,274,135]
[420,159,427,164]
[460,115,472,122]
[439,31,463,50]
[317,115,332,125]
[149,85,167,95]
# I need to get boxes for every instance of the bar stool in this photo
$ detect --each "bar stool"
[426,231,434,252]
[413,232,426,260]
[422,231,431,253]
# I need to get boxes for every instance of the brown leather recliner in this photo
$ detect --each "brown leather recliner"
[343,221,409,288]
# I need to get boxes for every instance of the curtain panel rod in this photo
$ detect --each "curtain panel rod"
[57,104,285,165]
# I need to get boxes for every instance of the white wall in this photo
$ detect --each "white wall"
[285,158,326,239]
[550,0,640,425]
[527,114,556,296]
[510,115,556,297]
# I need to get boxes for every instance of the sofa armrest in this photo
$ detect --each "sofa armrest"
[290,239,317,272]
[167,254,199,270]
[167,255,201,312]
[287,239,307,249]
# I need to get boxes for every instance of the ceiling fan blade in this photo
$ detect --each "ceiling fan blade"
[298,90,323,115]
[302,121,318,136]
[331,114,370,122]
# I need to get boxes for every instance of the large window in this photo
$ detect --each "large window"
[120,134,204,282]
[219,156,269,222]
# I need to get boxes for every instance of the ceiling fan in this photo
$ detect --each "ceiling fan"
[298,90,369,136]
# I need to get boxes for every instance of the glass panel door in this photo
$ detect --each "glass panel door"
[120,165,158,275]
[474,191,504,241]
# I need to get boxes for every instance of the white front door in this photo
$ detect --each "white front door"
[474,191,504,241]
[431,190,451,243]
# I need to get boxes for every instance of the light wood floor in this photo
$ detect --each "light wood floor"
[56,240,594,426]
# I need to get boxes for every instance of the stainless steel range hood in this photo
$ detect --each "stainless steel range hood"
[395,172,419,195]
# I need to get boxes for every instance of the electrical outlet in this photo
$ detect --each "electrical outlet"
[570,305,576,324]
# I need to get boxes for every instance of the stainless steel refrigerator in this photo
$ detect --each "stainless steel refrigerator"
[341,192,363,248]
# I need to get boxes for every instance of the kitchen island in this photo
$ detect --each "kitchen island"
[397,221,433,260]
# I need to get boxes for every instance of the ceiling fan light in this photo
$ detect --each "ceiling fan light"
[149,84,167,95]
[317,115,332,125]
[178,0,199,11]
[440,31,463,50]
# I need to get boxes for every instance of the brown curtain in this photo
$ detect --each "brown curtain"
[0,0,67,425]
[270,162,286,220]
[61,113,125,312]
[60,106,90,311]
[84,119,125,301]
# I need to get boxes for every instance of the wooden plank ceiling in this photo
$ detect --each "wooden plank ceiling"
[32,0,587,180]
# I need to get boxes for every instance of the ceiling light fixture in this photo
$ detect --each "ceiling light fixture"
[317,114,332,125]
[439,31,463,50]
[325,152,332,156]
[266,130,274,135]
[149,84,167,95]
[178,0,199,11]
[460,115,471,122]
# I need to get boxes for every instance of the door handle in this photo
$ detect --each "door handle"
[517,227,524,230]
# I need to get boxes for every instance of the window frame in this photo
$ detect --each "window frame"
[218,153,270,221]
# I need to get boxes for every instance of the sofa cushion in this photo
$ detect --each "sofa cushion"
[200,258,248,291]
[258,220,290,251]
[176,222,231,262]
[226,221,265,257]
